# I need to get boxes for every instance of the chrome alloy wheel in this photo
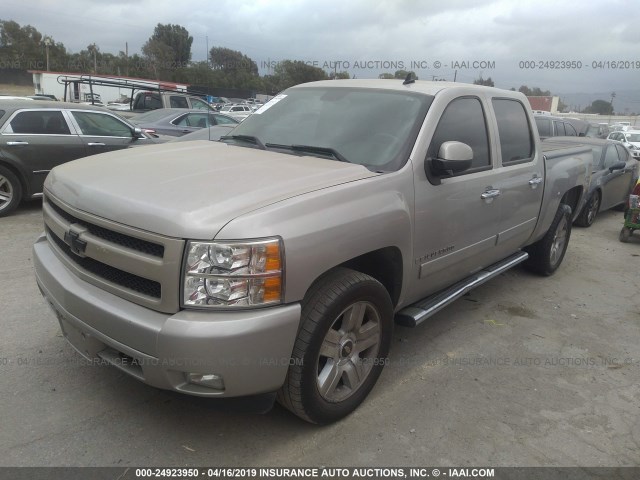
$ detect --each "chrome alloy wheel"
[316,301,381,403]
[550,215,569,267]
[0,174,14,212]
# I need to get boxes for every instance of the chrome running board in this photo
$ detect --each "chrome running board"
[395,251,529,327]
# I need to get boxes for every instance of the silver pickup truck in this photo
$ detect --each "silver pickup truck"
[33,80,592,424]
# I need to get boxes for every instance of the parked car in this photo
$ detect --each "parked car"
[171,124,235,142]
[27,95,58,101]
[607,130,640,160]
[584,123,610,139]
[545,137,638,226]
[0,100,158,216]
[218,104,253,120]
[534,114,589,140]
[130,108,239,137]
[34,80,593,424]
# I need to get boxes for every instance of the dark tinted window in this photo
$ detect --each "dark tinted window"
[535,117,551,137]
[492,99,533,164]
[565,123,577,136]
[554,121,565,136]
[10,110,70,135]
[428,97,490,171]
[170,96,189,108]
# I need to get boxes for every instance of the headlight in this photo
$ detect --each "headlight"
[182,238,283,308]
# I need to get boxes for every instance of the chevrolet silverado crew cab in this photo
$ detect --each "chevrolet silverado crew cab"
[34,80,592,424]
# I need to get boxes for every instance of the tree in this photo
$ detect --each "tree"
[146,23,192,65]
[518,85,551,96]
[393,69,417,80]
[473,76,494,87]
[329,71,350,79]
[268,60,328,92]
[583,100,613,115]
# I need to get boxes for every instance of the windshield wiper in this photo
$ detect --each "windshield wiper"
[265,143,349,163]
[220,135,266,150]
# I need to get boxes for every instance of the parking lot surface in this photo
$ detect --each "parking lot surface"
[1,201,639,467]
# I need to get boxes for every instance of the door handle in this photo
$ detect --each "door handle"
[87,142,106,146]
[7,141,29,146]
[481,189,501,200]
[529,177,543,187]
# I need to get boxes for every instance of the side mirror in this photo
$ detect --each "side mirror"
[426,141,473,183]
[132,127,146,140]
[609,161,626,172]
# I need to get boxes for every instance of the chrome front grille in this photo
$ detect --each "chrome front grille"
[43,191,185,313]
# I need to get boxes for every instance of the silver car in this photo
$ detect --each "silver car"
[130,108,239,137]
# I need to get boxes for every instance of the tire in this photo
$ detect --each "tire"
[619,228,631,243]
[0,165,22,218]
[575,191,600,227]
[277,268,393,424]
[524,204,572,276]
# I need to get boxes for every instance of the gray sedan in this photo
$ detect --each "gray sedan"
[130,108,239,137]
[544,137,638,227]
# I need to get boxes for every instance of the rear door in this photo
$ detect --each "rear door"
[489,98,544,253]
[0,109,85,196]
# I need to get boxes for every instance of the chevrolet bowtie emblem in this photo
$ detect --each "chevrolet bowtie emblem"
[64,229,87,257]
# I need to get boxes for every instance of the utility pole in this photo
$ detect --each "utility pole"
[453,70,457,82]
[43,38,52,71]
[206,36,209,67]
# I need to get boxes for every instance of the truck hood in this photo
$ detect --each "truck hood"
[45,141,378,239]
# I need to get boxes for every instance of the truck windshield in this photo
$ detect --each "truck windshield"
[225,87,433,171]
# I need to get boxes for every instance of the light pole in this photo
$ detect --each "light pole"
[43,38,52,71]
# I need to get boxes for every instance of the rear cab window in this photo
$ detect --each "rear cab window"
[492,99,534,165]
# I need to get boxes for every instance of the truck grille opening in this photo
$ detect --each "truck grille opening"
[47,199,165,258]
[47,227,161,299]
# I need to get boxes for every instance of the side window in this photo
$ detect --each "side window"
[185,113,209,128]
[169,96,189,108]
[554,121,565,136]
[190,98,210,110]
[173,114,190,126]
[9,110,71,135]
[565,123,577,136]
[615,144,629,162]
[492,99,534,164]
[10,111,45,134]
[428,97,490,171]
[71,111,132,137]
[214,114,238,125]
[603,145,620,168]
[535,117,551,137]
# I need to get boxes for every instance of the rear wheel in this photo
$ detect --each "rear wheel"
[277,268,393,424]
[525,204,572,276]
[575,191,600,227]
[0,165,22,217]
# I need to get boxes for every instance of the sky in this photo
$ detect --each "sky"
[3,0,640,108]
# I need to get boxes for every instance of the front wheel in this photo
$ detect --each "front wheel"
[524,204,572,276]
[277,268,393,424]
[575,191,600,227]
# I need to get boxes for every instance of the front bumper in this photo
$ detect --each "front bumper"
[33,233,301,397]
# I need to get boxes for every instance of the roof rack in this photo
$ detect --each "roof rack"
[56,74,190,107]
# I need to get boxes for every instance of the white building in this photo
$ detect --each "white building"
[29,71,188,103]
